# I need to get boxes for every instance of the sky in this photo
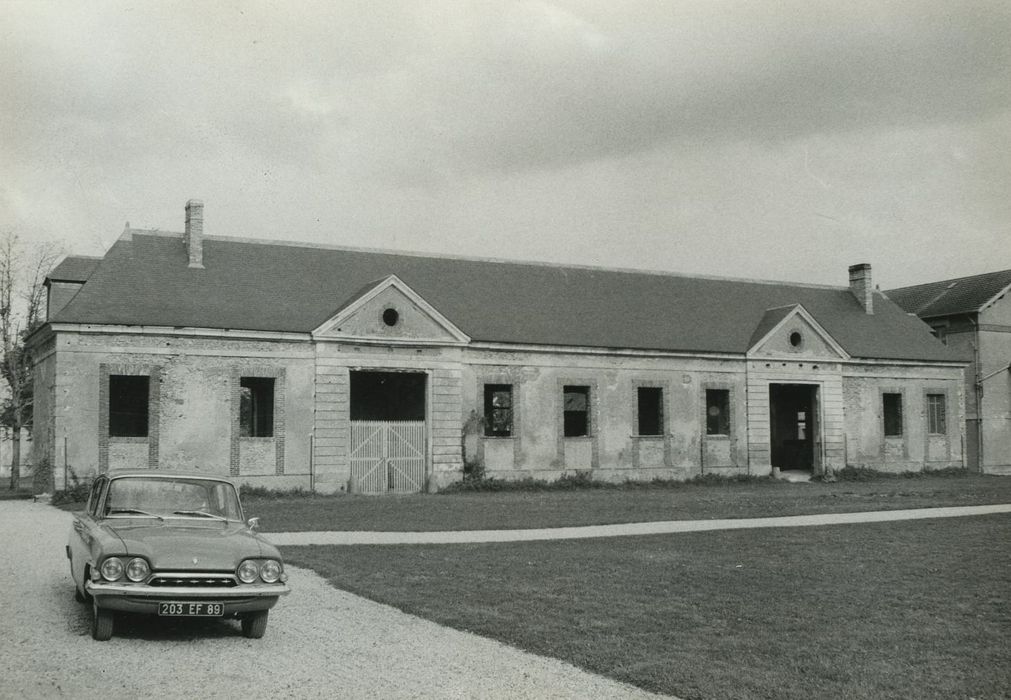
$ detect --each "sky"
[2,0,1009,290]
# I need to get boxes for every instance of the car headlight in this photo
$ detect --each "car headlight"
[260,560,282,584]
[237,560,260,584]
[101,557,124,581]
[125,557,150,582]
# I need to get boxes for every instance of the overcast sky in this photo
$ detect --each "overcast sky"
[2,0,1009,289]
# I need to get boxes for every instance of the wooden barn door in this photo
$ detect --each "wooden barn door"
[350,420,427,493]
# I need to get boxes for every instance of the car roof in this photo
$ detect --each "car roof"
[105,469,237,485]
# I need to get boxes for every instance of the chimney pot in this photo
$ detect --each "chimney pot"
[184,199,205,269]
[848,263,873,314]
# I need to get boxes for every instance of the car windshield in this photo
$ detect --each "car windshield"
[105,477,242,521]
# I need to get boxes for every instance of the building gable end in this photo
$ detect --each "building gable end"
[747,305,850,360]
[313,275,470,345]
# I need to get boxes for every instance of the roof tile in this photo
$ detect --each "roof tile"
[50,233,961,362]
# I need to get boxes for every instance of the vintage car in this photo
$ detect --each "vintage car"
[67,470,290,641]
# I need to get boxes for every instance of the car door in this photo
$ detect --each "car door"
[69,476,106,586]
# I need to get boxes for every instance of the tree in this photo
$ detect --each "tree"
[0,234,61,490]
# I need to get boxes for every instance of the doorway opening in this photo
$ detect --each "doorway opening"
[769,384,820,472]
[348,371,427,494]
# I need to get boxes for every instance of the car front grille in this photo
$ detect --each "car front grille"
[149,573,237,588]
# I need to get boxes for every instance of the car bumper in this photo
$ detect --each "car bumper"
[86,581,290,615]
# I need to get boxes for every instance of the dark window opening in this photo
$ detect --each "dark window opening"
[883,393,903,437]
[240,377,275,437]
[484,384,513,437]
[706,389,731,436]
[109,375,149,437]
[789,331,803,347]
[563,386,590,437]
[350,371,426,421]
[637,387,663,436]
[382,308,399,327]
[927,393,946,434]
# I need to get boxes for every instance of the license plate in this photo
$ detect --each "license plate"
[158,602,224,617]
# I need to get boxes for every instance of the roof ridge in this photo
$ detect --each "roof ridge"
[125,229,848,291]
[887,268,1011,294]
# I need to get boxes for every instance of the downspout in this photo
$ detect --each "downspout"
[968,316,983,471]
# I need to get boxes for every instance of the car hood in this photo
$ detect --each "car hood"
[100,519,277,571]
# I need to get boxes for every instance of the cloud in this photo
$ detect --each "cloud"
[0,0,1008,291]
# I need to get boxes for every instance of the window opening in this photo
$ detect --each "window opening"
[883,393,903,437]
[926,394,946,434]
[706,389,731,436]
[637,387,663,436]
[563,386,590,437]
[382,308,399,327]
[109,375,149,437]
[240,377,275,437]
[484,384,513,437]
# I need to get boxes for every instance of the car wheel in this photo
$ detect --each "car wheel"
[241,610,268,639]
[75,566,92,604]
[91,604,114,641]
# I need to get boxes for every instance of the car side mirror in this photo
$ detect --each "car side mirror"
[247,517,260,531]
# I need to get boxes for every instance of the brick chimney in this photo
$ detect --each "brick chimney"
[848,263,873,314]
[184,199,205,269]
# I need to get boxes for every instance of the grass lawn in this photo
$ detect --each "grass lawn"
[285,514,1011,700]
[249,473,1011,532]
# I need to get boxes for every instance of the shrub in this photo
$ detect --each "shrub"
[32,457,53,495]
[239,484,318,500]
[462,458,486,483]
[441,470,775,494]
[836,466,969,482]
[51,466,91,506]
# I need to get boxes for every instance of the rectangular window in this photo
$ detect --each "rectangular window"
[109,375,149,437]
[563,385,590,437]
[484,384,513,437]
[705,389,731,436]
[637,387,664,436]
[240,377,275,437]
[926,394,946,434]
[883,393,903,437]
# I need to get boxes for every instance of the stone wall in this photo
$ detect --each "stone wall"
[460,348,748,482]
[978,293,1011,472]
[842,363,965,472]
[39,331,315,489]
[32,325,969,493]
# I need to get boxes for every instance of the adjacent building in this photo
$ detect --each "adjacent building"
[29,201,967,493]
[887,269,1011,474]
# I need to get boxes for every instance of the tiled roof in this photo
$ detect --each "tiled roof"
[48,232,960,362]
[886,269,1011,319]
[46,255,101,283]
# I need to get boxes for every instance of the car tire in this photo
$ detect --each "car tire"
[91,604,114,641]
[241,610,268,639]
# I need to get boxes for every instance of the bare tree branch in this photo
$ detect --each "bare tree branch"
[0,232,63,489]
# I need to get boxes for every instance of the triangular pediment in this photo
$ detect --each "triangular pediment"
[313,275,470,345]
[747,304,849,360]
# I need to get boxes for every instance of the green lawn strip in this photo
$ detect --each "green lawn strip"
[252,475,1011,532]
[283,515,1011,700]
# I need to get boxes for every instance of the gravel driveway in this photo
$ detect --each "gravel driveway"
[2,501,668,699]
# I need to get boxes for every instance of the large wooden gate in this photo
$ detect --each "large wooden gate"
[349,420,427,494]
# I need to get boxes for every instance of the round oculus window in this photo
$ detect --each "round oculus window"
[382,308,400,327]
[789,331,803,348]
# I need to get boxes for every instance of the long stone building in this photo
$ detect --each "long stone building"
[30,201,967,493]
